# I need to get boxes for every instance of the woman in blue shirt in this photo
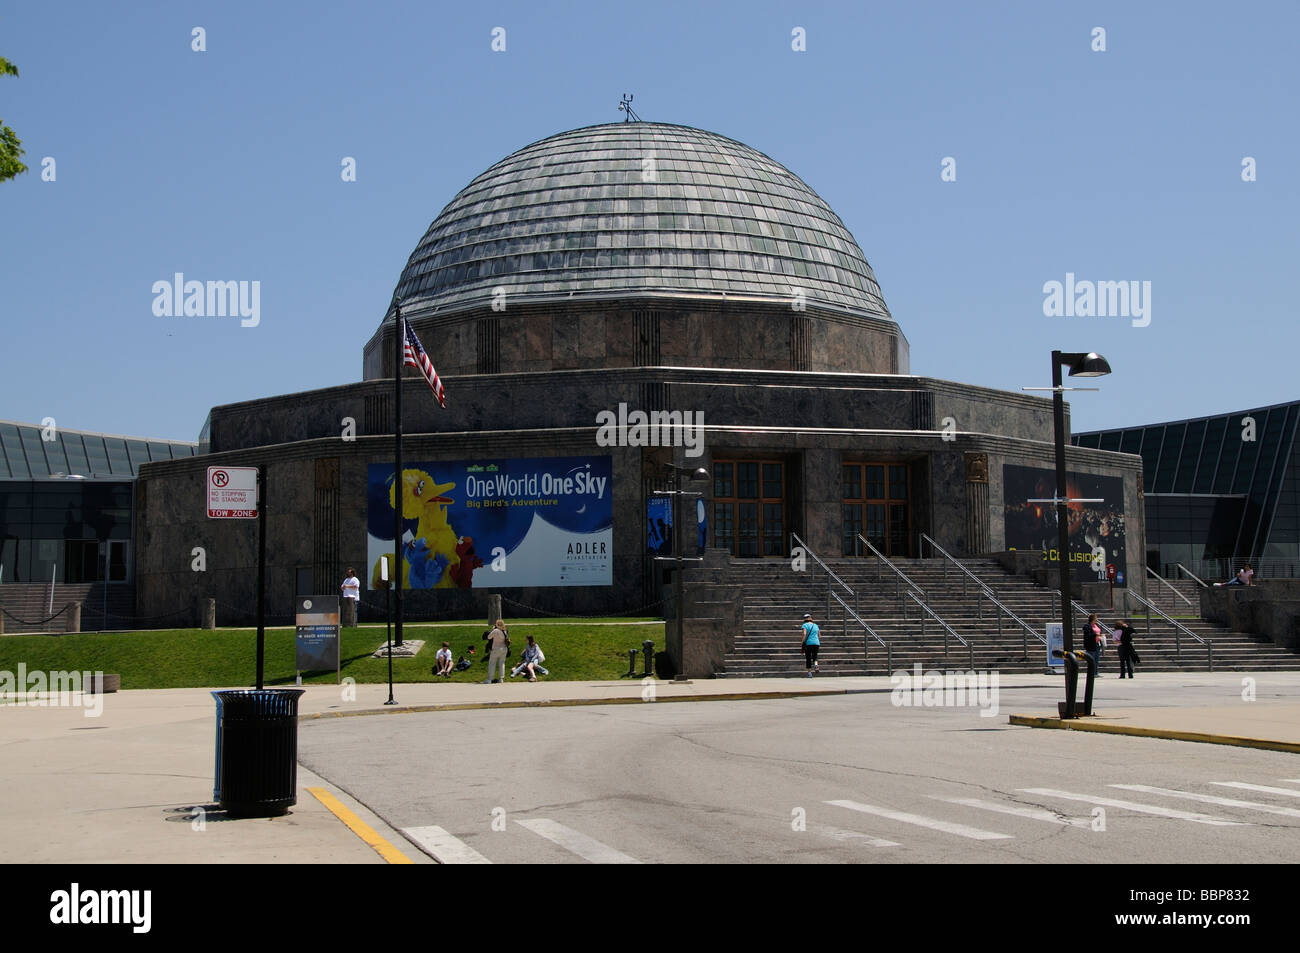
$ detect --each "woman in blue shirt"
[801,613,820,677]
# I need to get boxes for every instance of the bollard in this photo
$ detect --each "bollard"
[487,594,502,629]
[642,640,655,677]
[200,597,216,630]
[341,597,357,628]
[0,610,4,635]
[626,649,638,677]
[67,602,81,634]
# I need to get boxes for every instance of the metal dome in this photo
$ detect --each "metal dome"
[389,122,892,319]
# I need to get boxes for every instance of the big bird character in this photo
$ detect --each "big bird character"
[372,468,462,589]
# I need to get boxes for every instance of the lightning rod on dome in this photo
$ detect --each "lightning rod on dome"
[618,93,641,122]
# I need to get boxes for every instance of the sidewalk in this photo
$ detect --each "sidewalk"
[1009,703,1300,753]
[3,673,1298,864]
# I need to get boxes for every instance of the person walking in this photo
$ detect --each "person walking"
[483,618,510,683]
[800,612,820,677]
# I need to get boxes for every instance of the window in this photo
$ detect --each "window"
[843,462,910,557]
[713,459,785,557]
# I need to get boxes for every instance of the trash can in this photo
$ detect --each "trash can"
[211,688,305,817]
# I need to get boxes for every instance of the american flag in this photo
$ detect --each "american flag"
[402,317,446,407]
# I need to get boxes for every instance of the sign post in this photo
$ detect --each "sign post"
[295,596,340,684]
[206,465,265,688]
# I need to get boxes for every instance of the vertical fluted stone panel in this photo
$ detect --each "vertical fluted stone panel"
[965,453,990,555]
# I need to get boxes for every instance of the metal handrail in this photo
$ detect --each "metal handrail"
[1146,566,1195,608]
[918,532,1044,655]
[857,534,927,603]
[1175,564,1210,589]
[1128,589,1213,670]
[831,589,891,672]
[906,591,974,669]
[790,532,856,617]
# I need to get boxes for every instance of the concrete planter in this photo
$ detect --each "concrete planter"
[86,673,120,694]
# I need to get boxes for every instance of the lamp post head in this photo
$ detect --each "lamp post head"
[664,463,710,483]
[1061,352,1112,378]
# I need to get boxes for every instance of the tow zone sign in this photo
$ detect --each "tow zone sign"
[208,466,258,518]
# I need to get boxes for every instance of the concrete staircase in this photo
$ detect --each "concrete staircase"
[1143,574,1205,615]
[0,583,136,634]
[715,556,1300,677]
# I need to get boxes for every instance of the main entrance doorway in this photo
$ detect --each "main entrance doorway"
[842,463,911,558]
[712,460,786,557]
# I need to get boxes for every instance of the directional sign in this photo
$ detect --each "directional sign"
[207,466,258,518]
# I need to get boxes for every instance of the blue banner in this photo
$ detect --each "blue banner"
[647,497,672,556]
[366,456,613,589]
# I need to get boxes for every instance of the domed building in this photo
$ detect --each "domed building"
[362,122,905,381]
[135,121,1144,674]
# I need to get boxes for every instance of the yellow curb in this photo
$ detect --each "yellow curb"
[306,787,414,864]
[300,689,848,720]
[1008,714,1300,754]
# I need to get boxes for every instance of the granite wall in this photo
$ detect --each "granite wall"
[361,298,907,379]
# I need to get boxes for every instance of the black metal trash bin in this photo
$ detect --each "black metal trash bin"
[211,689,305,817]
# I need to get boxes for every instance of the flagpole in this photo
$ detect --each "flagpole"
[393,301,404,650]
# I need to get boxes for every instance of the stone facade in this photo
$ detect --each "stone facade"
[141,361,1146,624]
[361,298,907,380]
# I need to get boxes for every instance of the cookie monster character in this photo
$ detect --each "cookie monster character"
[405,538,450,588]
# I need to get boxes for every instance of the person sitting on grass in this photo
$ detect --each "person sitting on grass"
[510,635,548,681]
[434,641,454,677]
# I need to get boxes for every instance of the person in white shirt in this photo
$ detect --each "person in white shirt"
[340,569,361,601]
[434,641,454,676]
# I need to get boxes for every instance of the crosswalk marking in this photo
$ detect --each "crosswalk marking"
[826,799,1012,840]
[1211,781,1300,799]
[810,825,901,847]
[1112,785,1300,820]
[514,818,642,864]
[1021,789,1246,826]
[933,796,1092,828]
[401,825,492,864]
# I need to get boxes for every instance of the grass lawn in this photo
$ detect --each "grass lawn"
[0,620,666,690]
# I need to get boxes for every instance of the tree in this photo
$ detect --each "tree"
[0,53,26,182]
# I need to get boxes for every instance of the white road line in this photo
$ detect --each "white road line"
[825,799,1012,840]
[810,826,901,847]
[1021,789,1246,826]
[514,818,642,864]
[1112,785,1300,820]
[401,825,492,864]
[1281,779,1300,785]
[933,796,1092,828]
[1211,782,1300,799]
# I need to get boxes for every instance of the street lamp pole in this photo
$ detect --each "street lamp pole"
[1051,351,1074,679]
[660,463,709,680]
[1047,350,1112,718]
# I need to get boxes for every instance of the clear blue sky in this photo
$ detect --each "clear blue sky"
[2,0,1296,441]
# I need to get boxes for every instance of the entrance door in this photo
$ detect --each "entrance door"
[842,463,911,557]
[713,460,786,557]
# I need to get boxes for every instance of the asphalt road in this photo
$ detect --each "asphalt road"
[298,678,1300,864]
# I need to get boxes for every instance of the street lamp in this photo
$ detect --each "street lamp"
[1049,350,1111,717]
[658,463,709,680]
